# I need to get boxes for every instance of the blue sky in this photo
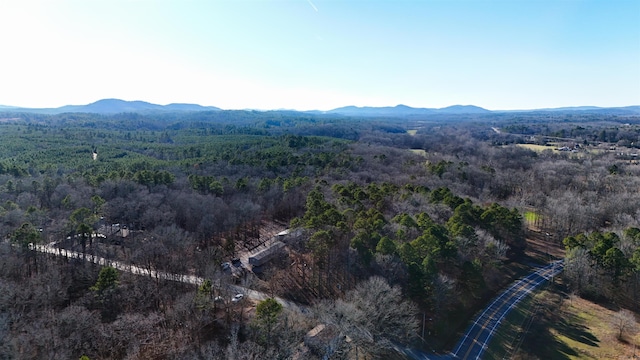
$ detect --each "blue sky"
[0,0,638,110]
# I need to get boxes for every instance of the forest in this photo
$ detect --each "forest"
[0,109,639,359]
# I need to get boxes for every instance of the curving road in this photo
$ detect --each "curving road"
[30,241,561,359]
[450,260,564,359]
[399,260,563,360]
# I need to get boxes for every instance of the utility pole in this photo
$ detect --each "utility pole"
[422,312,426,342]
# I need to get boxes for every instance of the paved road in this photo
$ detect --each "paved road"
[399,260,563,360]
[450,260,564,359]
[31,241,561,359]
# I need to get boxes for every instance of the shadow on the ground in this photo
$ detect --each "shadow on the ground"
[520,322,580,360]
[554,312,600,348]
[519,295,600,360]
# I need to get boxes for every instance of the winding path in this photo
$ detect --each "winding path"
[28,242,305,311]
[30,241,562,359]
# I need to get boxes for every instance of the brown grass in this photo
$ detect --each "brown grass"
[516,144,559,153]
[409,149,427,157]
[513,288,640,359]
[553,297,640,359]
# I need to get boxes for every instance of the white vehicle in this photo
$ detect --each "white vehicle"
[231,294,244,303]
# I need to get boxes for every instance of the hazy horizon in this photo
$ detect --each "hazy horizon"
[1,98,639,114]
[1,0,639,111]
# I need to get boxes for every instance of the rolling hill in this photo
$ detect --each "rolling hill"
[0,99,220,114]
[0,99,638,116]
[325,104,490,117]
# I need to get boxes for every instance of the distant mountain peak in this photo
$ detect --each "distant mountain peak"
[438,105,491,114]
[0,99,221,114]
[326,104,489,116]
[1,99,637,116]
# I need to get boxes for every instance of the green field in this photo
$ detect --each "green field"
[524,211,540,225]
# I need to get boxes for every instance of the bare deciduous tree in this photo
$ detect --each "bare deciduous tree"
[564,247,592,294]
[314,276,419,357]
[611,309,639,341]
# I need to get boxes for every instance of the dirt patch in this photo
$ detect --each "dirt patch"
[525,230,565,263]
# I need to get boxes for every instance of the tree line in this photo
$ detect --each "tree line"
[1,110,639,357]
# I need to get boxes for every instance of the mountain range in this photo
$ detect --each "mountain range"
[0,99,220,114]
[323,104,491,116]
[0,99,639,116]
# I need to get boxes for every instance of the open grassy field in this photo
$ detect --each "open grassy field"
[516,143,559,153]
[406,129,418,135]
[493,286,640,360]
[515,143,602,157]
[524,211,540,227]
[546,296,640,359]
[524,211,538,222]
[409,148,427,157]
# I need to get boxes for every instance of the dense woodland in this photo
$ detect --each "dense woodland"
[1,110,640,359]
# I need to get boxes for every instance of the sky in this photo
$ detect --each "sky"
[0,0,639,111]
